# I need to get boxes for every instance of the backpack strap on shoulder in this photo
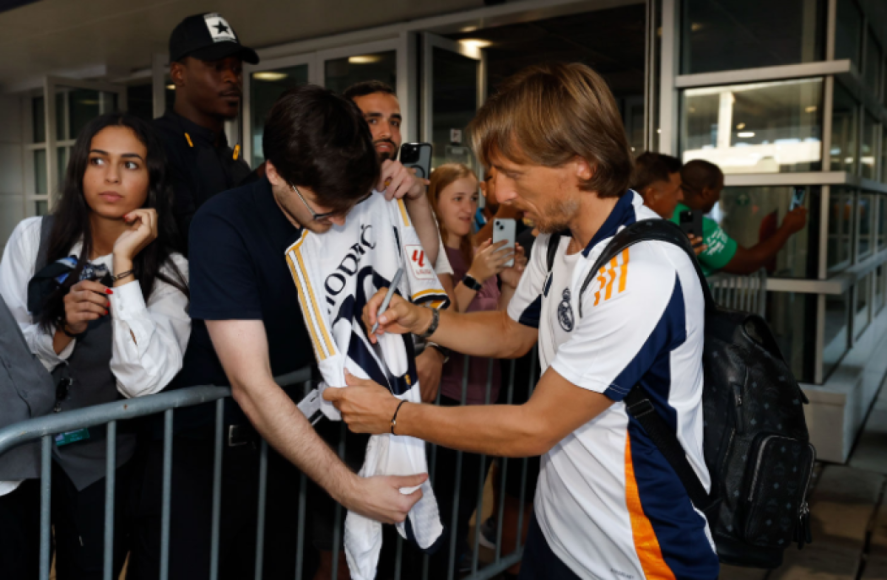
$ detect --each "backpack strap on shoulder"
[578,219,714,317]
[578,218,720,515]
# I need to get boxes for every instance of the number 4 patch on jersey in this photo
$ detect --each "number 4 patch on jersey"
[593,248,630,307]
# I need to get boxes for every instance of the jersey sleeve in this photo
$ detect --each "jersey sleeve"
[550,247,687,401]
[697,216,737,273]
[506,233,553,328]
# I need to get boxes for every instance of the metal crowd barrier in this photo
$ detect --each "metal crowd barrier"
[707,268,768,317]
[0,355,537,580]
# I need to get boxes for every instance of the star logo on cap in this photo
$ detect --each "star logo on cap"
[204,14,236,43]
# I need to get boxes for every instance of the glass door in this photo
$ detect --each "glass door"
[421,33,485,172]
[27,78,126,216]
[243,54,316,168]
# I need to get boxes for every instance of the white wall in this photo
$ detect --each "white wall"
[0,94,24,255]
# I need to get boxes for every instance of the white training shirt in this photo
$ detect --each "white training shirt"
[507,192,719,580]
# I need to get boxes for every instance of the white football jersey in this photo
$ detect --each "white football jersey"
[284,194,448,580]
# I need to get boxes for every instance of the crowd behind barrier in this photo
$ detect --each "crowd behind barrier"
[0,359,539,580]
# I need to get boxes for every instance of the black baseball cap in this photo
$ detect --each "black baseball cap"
[169,13,259,64]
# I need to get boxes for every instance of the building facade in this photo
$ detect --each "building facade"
[0,0,885,461]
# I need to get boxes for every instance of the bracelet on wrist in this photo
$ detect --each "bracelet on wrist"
[61,323,86,339]
[390,400,407,435]
[417,307,440,339]
[112,269,135,282]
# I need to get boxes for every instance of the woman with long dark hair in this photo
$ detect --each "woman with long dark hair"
[0,112,189,579]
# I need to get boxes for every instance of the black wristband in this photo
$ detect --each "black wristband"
[462,274,482,292]
[390,400,407,435]
[61,323,85,339]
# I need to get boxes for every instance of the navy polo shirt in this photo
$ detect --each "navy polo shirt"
[169,176,314,428]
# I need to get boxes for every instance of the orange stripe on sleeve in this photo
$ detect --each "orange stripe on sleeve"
[594,269,608,306]
[625,434,676,580]
[604,257,619,300]
[618,248,630,293]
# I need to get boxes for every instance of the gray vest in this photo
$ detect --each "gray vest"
[36,217,137,491]
[0,293,56,480]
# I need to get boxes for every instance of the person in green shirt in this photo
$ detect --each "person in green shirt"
[631,152,707,256]
[674,159,807,276]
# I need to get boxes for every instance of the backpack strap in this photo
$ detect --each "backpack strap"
[579,218,719,514]
[578,219,713,318]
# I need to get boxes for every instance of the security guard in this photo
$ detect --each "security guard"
[153,13,259,249]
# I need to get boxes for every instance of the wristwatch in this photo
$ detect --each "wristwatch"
[462,274,482,292]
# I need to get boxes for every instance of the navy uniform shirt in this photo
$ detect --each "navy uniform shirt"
[168,177,314,430]
[153,110,252,250]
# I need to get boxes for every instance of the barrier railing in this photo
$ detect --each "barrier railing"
[0,356,536,580]
[708,268,768,317]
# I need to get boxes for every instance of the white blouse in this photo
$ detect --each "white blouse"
[0,217,192,496]
[0,217,192,399]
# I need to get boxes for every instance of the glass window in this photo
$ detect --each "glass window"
[55,91,64,141]
[831,83,857,173]
[767,292,817,383]
[57,147,68,185]
[126,83,154,122]
[877,195,887,251]
[34,200,48,216]
[854,274,871,339]
[249,65,310,168]
[33,149,47,194]
[68,89,100,139]
[681,78,823,173]
[827,187,855,271]
[861,113,877,179]
[865,30,883,91]
[823,290,850,379]
[430,47,479,170]
[324,51,396,96]
[882,128,887,183]
[32,96,45,143]
[716,186,818,278]
[835,0,862,69]
[877,265,886,315]
[857,192,875,260]
[680,0,824,74]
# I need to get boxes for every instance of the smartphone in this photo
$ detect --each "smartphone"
[400,143,433,180]
[679,209,702,238]
[790,186,806,210]
[492,218,517,268]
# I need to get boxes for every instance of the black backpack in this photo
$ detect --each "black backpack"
[545,219,815,569]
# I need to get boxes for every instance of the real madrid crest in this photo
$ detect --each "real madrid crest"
[558,288,574,332]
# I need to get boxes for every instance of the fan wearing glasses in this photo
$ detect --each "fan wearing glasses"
[132,85,428,579]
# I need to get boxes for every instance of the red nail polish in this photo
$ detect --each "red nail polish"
[104,310,109,315]
[105,289,113,295]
